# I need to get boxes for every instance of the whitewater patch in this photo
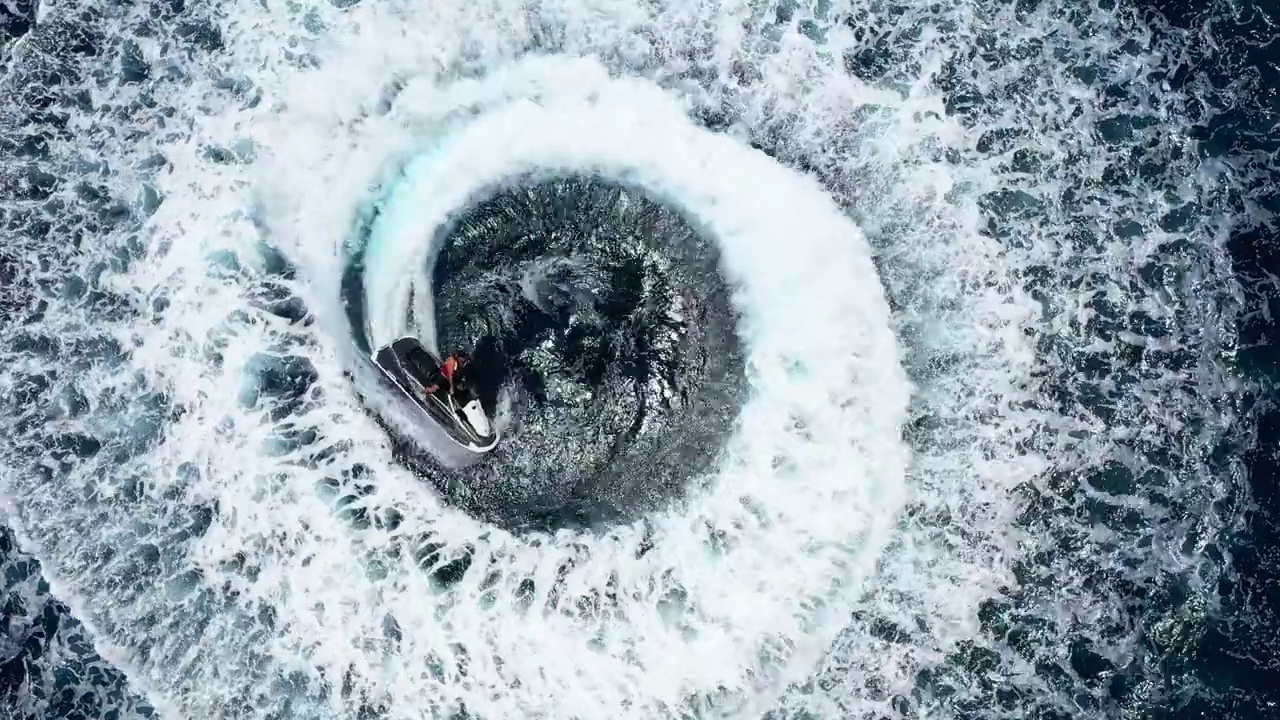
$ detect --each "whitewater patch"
[7,51,914,718]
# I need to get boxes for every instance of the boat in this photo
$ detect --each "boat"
[370,336,499,456]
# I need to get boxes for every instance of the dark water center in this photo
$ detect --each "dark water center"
[401,173,746,532]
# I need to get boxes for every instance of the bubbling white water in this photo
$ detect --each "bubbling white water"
[90,33,915,720]
[1,0,1080,717]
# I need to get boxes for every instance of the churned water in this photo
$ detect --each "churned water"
[1,0,1277,718]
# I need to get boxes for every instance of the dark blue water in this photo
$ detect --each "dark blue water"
[1150,1,1280,714]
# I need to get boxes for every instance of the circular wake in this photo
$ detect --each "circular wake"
[7,33,912,719]
[332,67,898,536]
[262,58,910,714]
[1,0,1274,719]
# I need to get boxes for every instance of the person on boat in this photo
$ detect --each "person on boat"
[420,351,471,401]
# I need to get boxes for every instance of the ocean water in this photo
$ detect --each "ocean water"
[1,0,1277,719]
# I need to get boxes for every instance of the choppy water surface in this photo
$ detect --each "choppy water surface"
[1,0,1278,718]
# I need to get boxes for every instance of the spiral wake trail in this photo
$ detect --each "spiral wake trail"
[2,1,1278,719]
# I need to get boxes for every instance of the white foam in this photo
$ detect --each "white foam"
[2,1,1061,718]
[246,54,912,718]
